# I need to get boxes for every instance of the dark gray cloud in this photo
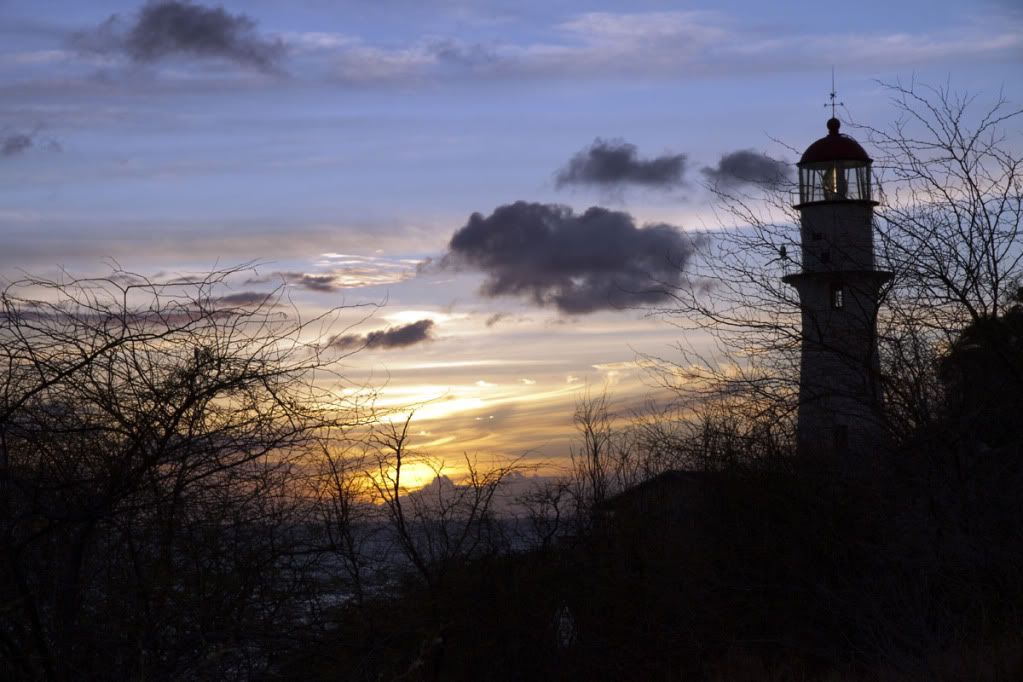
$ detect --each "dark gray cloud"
[246,272,340,292]
[556,139,687,190]
[441,202,699,314]
[73,1,284,71]
[254,272,345,292]
[484,313,508,328]
[330,319,435,350]
[701,150,791,187]
[2,133,33,157]
[430,39,499,67]
[1,130,61,158]
[288,273,336,292]
[246,272,338,292]
[215,291,276,306]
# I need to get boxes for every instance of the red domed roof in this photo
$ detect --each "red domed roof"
[799,118,871,165]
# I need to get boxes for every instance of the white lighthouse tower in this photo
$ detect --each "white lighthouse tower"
[783,116,890,459]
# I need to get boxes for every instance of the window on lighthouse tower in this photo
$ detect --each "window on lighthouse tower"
[831,283,845,309]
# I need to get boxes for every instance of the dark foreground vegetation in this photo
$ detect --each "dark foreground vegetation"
[283,467,1023,681]
[278,300,1023,681]
[1,269,1019,681]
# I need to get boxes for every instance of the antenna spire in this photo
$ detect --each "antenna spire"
[825,67,843,119]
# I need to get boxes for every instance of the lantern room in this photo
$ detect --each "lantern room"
[797,118,873,205]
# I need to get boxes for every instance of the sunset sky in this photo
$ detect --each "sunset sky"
[2,0,1020,474]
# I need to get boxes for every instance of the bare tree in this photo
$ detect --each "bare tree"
[865,80,1023,433]
[0,267,369,681]
[568,387,658,520]
[514,478,574,553]
[306,430,384,609]
[647,150,804,453]
[366,413,520,596]
[871,81,1023,327]
[565,384,793,524]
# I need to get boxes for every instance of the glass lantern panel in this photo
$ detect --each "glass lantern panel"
[799,162,871,203]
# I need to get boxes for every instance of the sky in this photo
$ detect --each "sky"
[1,0,1021,478]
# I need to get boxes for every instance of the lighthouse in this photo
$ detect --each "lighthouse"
[783,117,890,459]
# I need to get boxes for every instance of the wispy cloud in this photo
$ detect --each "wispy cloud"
[320,11,726,83]
[248,253,422,292]
[318,9,1022,85]
[327,37,499,83]
[591,359,661,373]
[553,10,1022,76]
[8,7,1017,96]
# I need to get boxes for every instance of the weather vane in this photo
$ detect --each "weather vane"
[825,67,843,119]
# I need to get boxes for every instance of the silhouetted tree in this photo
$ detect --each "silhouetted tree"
[307,432,383,609]
[514,478,574,553]
[938,284,1023,449]
[366,414,519,595]
[868,81,1023,436]
[0,267,369,681]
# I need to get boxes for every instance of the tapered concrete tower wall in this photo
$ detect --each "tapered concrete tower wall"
[784,119,889,459]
